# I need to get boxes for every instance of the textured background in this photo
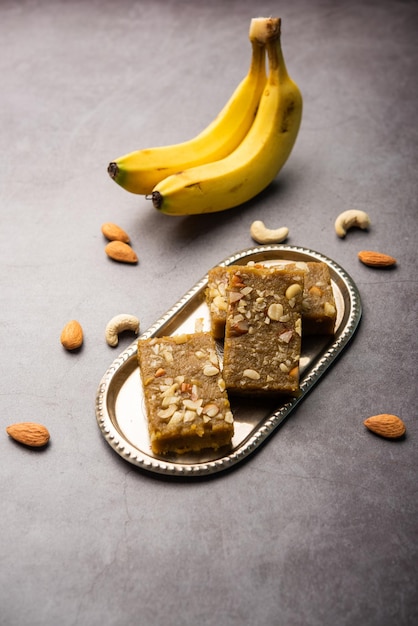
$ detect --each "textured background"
[1,1,417,625]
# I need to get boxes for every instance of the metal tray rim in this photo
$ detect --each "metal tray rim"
[95,245,362,477]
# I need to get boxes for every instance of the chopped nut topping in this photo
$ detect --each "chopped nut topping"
[243,369,261,380]
[309,285,323,297]
[181,382,192,394]
[161,383,179,397]
[224,411,234,424]
[183,398,203,411]
[213,295,227,311]
[279,330,294,343]
[218,282,226,296]
[203,364,220,376]
[230,319,249,335]
[203,403,220,417]
[324,302,336,317]
[168,411,184,426]
[162,349,174,362]
[231,274,246,288]
[229,291,244,303]
[285,283,302,300]
[161,395,180,408]
[267,303,284,321]
[173,335,188,344]
[194,317,204,333]
[208,350,219,366]
[157,405,177,420]
[295,262,309,272]
[191,384,199,400]
[184,410,197,423]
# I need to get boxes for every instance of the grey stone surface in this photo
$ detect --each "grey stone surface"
[1,1,417,625]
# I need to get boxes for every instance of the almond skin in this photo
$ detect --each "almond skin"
[105,241,138,264]
[101,222,130,243]
[358,250,397,267]
[363,414,406,439]
[6,422,50,447]
[60,320,83,350]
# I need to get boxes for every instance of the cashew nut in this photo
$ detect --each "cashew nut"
[250,220,289,244]
[105,314,140,347]
[334,210,371,238]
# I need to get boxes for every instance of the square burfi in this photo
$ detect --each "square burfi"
[299,262,337,335]
[282,261,337,334]
[222,265,304,394]
[137,332,234,455]
[206,266,230,339]
[206,265,244,339]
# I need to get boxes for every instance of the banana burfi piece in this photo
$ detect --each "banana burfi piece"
[137,332,234,455]
[206,265,242,339]
[223,265,304,394]
[206,266,229,339]
[300,262,337,334]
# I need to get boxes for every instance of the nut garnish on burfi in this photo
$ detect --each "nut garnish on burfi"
[137,333,233,455]
[222,265,304,394]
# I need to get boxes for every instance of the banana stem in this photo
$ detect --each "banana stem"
[249,37,266,78]
[266,28,289,82]
[108,162,119,179]
[249,17,281,45]
[151,191,163,210]
[249,17,288,83]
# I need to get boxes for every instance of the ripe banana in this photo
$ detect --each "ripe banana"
[151,17,302,216]
[107,28,267,195]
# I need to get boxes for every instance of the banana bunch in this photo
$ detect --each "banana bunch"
[108,17,302,215]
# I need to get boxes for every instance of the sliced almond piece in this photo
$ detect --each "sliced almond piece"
[358,250,396,267]
[363,413,406,439]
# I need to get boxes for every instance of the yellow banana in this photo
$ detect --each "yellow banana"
[150,18,302,216]
[107,28,267,195]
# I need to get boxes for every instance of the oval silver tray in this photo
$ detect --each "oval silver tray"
[96,245,361,477]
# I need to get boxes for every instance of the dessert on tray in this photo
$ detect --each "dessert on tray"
[222,264,304,394]
[206,261,336,338]
[206,265,242,339]
[298,261,337,335]
[139,259,337,455]
[137,333,234,455]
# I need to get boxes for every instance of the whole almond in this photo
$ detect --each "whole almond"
[60,319,83,350]
[6,422,50,447]
[101,222,130,243]
[363,413,406,439]
[358,250,397,267]
[105,241,138,264]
